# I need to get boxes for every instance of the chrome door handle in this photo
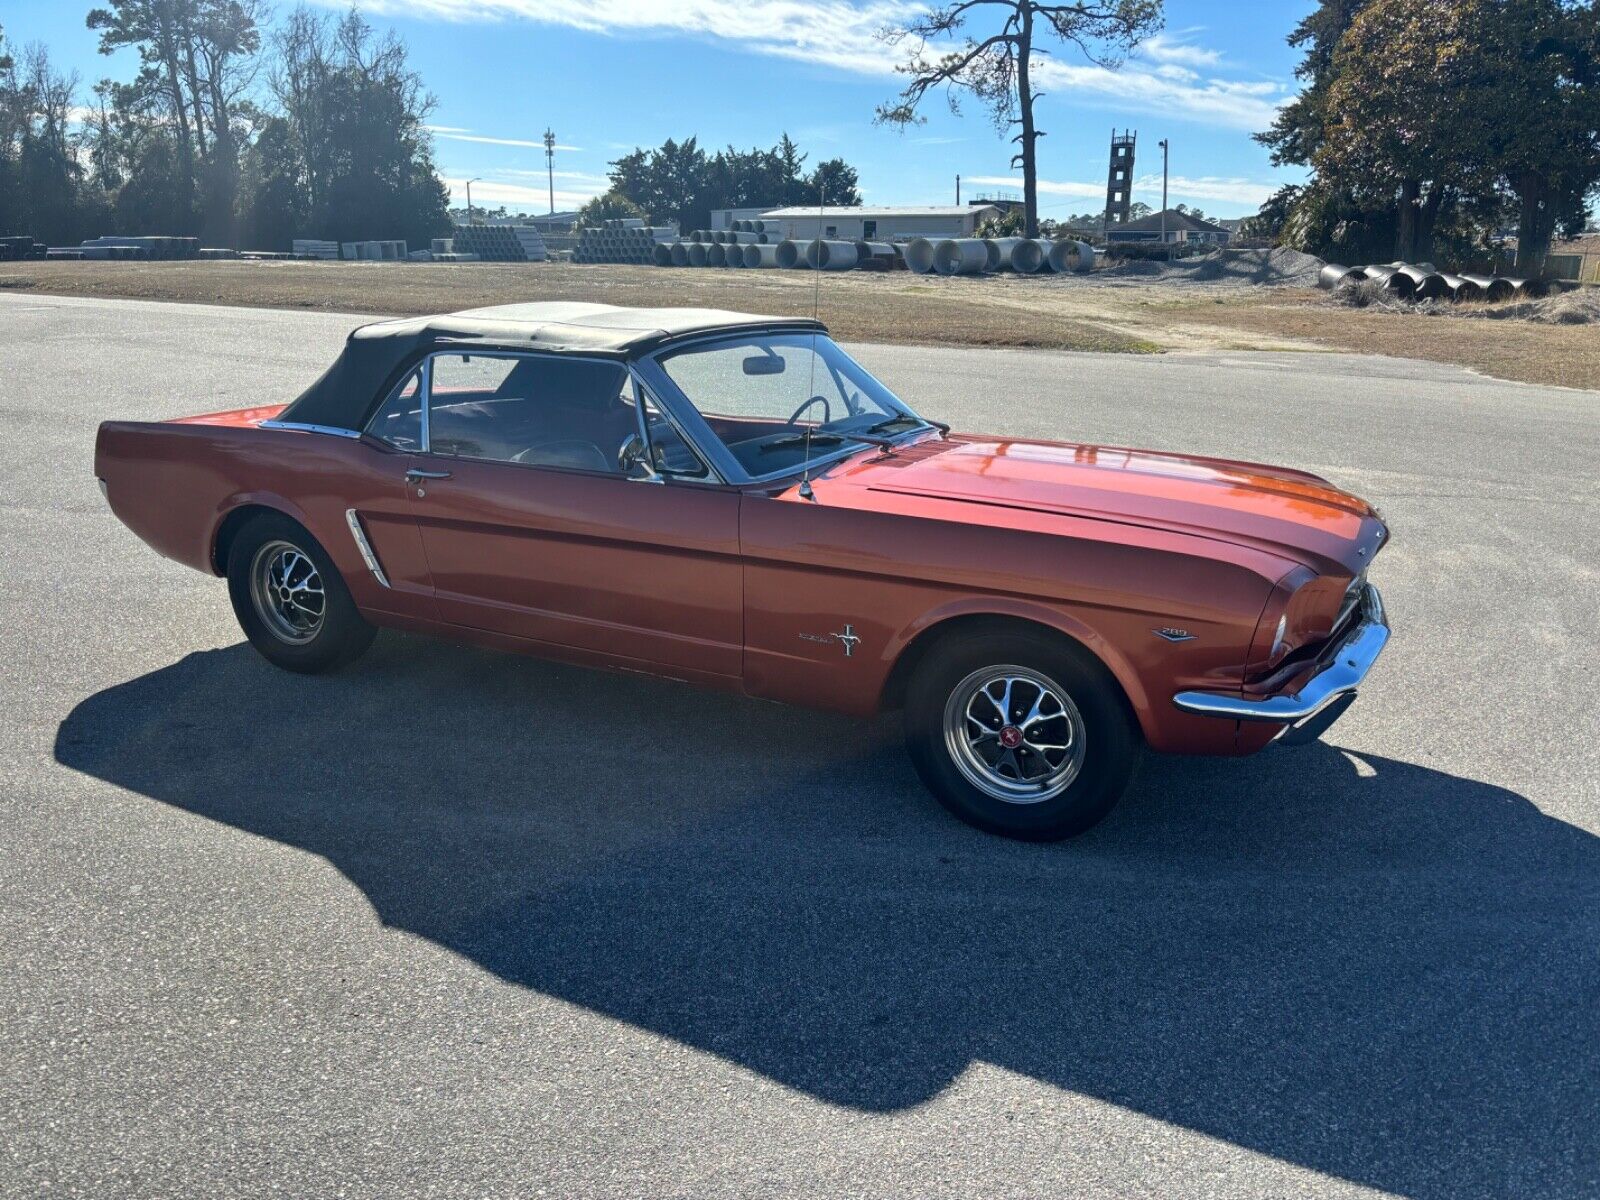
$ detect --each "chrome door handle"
[405,468,452,481]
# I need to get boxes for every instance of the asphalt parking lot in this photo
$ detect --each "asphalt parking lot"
[2,292,1597,1199]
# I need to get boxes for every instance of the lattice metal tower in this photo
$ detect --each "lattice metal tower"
[1105,129,1136,228]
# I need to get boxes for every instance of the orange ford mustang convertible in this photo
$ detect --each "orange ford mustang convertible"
[96,303,1390,839]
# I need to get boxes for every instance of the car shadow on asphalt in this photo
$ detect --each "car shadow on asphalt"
[55,635,1599,1199]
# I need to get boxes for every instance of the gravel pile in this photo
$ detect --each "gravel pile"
[1096,247,1325,287]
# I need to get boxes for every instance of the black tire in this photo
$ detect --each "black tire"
[225,512,375,674]
[904,629,1138,840]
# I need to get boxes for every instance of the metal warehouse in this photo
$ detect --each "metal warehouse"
[750,205,1002,243]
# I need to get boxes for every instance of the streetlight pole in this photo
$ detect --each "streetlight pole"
[543,129,556,216]
[465,177,481,226]
[1158,138,1169,246]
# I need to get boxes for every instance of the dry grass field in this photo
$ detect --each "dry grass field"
[3,257,1597,391]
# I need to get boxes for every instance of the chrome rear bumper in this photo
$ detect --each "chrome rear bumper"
[1173,585,1389,723]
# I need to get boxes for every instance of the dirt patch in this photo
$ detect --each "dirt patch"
[3,257,1596,391]
[0,258,1158,355]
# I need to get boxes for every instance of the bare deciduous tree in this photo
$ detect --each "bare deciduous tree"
[876,1,1162,238]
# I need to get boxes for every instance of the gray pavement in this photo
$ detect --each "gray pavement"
[2,292,1597,1199]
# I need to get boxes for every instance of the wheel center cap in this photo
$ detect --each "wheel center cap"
[999,725,1023,749]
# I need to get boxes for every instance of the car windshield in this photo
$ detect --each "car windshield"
[655,333,930,478]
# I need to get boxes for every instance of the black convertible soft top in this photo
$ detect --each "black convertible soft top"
[276,301,827,431]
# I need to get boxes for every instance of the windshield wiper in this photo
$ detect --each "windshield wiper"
[758,432,846,453]
[865,414,950,437]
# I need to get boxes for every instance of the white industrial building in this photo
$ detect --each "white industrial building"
[711,204,1002,242]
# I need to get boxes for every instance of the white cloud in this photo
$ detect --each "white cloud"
[442,174,602,209]
[966,175,1104,200]
[1137,31,1223,69]
[965,172,1278,212]
[366,2,1284,130]
[427,126,584,150]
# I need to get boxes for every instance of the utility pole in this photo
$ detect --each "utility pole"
[543,128,556,216]
[465,177,481,226]
[1159,138,1169,246]
[956,173,961,205]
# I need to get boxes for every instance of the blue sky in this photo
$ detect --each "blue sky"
[6,0,1315,218]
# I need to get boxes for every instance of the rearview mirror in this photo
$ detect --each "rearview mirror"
[742,353,786,376]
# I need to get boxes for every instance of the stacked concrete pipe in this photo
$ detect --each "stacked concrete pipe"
[652,243,674,267]
[687,242,709,267]
[854,241,898,268]
[706,243,727,267]
[806,239,859,271]
[775,239,807,269]
[1048,240,1096,274]
[903,238,938,274]
[744,244,781,268]
[1009,239,1048,274]
[934,238,988,275]
[983,237,1027,271]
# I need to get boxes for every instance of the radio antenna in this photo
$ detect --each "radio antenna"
[798,178,826,501]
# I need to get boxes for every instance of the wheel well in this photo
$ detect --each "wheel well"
[211,504,288,575]
[880,613,1137,729]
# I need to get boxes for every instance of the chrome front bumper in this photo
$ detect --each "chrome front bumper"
[1173,585,1389,723]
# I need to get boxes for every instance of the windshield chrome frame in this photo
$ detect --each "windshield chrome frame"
[634,330,933,487]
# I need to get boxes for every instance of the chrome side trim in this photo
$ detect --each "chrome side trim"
[1174,586,1389,722]
[344,508,391,588]
[260,419,362,439]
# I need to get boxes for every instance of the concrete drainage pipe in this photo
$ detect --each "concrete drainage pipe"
[806,239,859,270]
[903,238,938,275]
[1048,240,1095,274]
[933,238,988,276]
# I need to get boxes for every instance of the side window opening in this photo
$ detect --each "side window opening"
[364,367,422,451]
[427,353,633,475]
[639,388,709,480]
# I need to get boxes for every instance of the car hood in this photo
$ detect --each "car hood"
[828,435,1386,574]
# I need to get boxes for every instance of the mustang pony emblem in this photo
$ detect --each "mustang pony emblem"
[799,624,862,657]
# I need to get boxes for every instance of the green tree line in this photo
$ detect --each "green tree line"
[589,134,863,232]
[1251,0,1600,273]
[0,3,448,249]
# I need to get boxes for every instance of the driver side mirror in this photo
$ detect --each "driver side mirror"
[618,433,663,482]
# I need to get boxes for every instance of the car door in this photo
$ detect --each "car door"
[405,350,744,681]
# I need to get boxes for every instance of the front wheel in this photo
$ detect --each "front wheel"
[904,630,1137,840]
[226,513,375,673]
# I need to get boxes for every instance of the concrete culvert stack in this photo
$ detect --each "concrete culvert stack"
[1048,240,1095,274]
[904,238,939,275]
[687,242,709,268]
[853,241,899,270]
[707,242,727,267]
[934,238,988,276]
[775,240,807,269]
[806,239,859,271]
[1009,239,1048,274]
[982,237,1027,271]
[744,244,781,268]
[670,242,690,267]
[652,243,674,267]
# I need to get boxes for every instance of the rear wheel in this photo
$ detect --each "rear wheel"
[904,630,1137,840]
[226,513,375,673]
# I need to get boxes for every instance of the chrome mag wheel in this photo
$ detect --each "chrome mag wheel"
[249,539,326,645]
[942,664,1088,804]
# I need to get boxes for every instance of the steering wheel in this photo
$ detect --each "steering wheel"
[786,395,832,427]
